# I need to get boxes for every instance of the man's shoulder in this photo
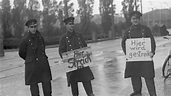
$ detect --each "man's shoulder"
[141,25,150,29]
[75,31,81,35]
[125,27,130,31]
[60,32,67,39]
[19,34,30,45]
[74,31,82,36]
[124,27,131,34]
[21,34,30,41]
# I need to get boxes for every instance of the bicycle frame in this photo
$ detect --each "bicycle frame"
[162,49,171,79]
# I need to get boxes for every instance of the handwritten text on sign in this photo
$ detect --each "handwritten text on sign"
[126,38,152,62]
[62,46,93,72]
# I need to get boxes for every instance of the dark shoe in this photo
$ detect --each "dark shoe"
[149,94,157,96]
[89,93,95,96]
[130,92,142,96]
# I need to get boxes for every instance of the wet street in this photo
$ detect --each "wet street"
[0,36,171,96]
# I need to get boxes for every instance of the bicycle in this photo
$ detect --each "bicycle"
[162,49,171,79]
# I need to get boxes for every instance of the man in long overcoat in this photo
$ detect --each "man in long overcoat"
[58,17,95,96]
[19,19,52,96]
[121,11,157,96]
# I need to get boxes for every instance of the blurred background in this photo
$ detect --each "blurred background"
[0,0,170,53]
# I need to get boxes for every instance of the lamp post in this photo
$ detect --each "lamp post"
[0,20,4,57]
[140,0,144,24]
[140,0,143,13]
[162,2,169,27]
[160,2,169,27]
[160,3,162,25]
[0,9,4,57]
[151,8,155,25]
[148,10,150,27]
[149,1,156,26]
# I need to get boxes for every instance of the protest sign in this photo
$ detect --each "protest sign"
[62,46,94,72]
[126,38,152,62]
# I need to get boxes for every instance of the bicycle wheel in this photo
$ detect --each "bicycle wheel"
[162,55,171,78]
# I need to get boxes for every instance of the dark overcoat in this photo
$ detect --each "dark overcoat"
[59,31,94,86]
[121,24,156,79]
[19,31,52,85]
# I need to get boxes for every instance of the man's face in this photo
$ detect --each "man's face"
[28,24,37,34]
[131,16,140,25]
[65,22,74,32]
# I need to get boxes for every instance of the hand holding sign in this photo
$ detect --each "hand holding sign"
[126,38,152,62]
[62,46,94,72]
[149,52,154,58]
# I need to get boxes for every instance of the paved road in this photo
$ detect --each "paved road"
[0,36,171,96]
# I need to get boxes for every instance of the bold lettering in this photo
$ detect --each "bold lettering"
[130,47,136,50]
[129,53,132,58]
[131,40,137,45]
[68,58,76,68]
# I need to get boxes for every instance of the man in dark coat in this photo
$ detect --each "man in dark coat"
[121,11,157,96]
[19,19,52,96]
[160,24,169,36]
[58,17,95,96]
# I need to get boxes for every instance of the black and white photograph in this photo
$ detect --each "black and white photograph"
[0,0,171,96]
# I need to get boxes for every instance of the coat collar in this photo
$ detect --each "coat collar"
[28,31,41,39]
[130,24,141,30]
[66,30,76,38]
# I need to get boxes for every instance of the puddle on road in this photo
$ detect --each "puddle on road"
[91,52,127,95]
[104,57,123,79]
[163,78,171,96]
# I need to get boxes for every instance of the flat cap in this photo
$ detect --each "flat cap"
[130,11,142,18]
[63,17,75,24]
[25,19,37,26]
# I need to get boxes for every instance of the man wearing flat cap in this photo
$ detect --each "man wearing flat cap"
[58,17,95,96]
[130,11,142,18]
[19,19,52,96]
[121,11,157,96]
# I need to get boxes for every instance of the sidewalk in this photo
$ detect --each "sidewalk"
[0,36,170,79]
[0,36,171,96]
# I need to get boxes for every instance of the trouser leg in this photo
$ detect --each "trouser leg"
[131,77,142,93]
[70,81,79,96]
[145,78,157,96]
[42,81,52,96]
[30,83,40,96]
[82,81,94,96]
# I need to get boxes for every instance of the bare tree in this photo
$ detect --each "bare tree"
[121,0,141,28]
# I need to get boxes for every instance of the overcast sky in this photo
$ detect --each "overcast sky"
[7,0,171,15]
[73,0,171,14]
[91,0,171,14]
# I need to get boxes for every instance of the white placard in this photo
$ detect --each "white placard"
[126,38,152,62]
[62,46,94,72]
